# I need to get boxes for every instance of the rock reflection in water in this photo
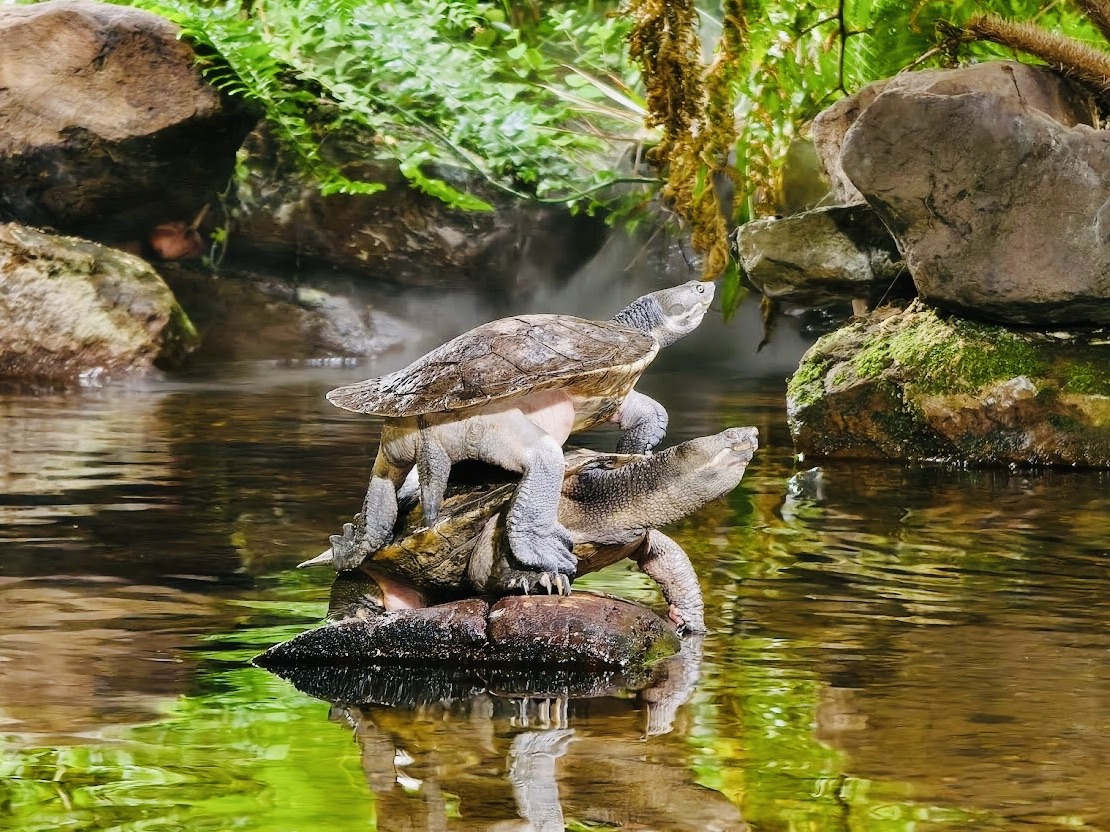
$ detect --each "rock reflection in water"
[270,640,746,831]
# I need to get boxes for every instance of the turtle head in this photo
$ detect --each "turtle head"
[653,426,758,514]
[610,280,715,346]
[565,426,758,531]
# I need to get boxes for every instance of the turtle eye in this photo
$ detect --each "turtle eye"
[695,284,705,294]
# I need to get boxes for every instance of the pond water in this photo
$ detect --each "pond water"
[2,275,1109,832]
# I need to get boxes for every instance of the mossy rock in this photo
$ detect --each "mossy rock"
[787,300,1110,466]
[0,223,199,380]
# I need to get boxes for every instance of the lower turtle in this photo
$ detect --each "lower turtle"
[303,426,759,634]
[324,280,715,582]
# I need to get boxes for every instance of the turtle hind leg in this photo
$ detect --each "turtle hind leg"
[614,390,669,454]
[474,413,577,580]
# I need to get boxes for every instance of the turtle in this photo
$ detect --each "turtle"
[303,426,759,634]
[324,279,716,582]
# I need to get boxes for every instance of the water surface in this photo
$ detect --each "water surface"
[2,289,1109,831]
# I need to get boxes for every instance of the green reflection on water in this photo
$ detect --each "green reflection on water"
[1,662,376,832]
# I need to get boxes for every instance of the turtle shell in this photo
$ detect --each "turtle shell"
[326,314,658,416]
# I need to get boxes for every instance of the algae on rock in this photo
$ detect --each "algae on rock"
[788,301,1110,466]
[0,223,199,380]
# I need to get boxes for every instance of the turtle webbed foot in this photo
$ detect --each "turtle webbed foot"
[328,518,374,571]
[507,524,577,579]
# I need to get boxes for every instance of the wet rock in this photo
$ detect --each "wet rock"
[734,204,909,308]
[787,300,1110,466]
[0,0,256,245]
[162,267,414,362]
[255,592,680,669]
[834,61,1109,326]
[229,126,608,293]
[0,223,199,380]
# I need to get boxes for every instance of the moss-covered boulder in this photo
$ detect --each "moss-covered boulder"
[0,223,199,380]
[787,301,1110,466]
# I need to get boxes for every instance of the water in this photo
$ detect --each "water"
[2,286,1110,831]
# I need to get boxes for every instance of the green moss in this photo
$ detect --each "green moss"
[1061,359,1110,396]
[786,345,831,410]
[846,304,1048,395]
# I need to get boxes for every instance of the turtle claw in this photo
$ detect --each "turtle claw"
[328,520,370,572]
[492,565,574,597]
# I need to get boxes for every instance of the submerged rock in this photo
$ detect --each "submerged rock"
[0,0,255,244]
[834,61,1110,326]
[787,301,1110,466]
[734,204,909,308]
[0,223,199,380]
[255,592,680,669]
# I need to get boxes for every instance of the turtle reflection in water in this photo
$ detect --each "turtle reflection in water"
[324,280,716,587]
[304,426,759,634]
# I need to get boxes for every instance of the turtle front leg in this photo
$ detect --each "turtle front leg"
[416,417,451,525]
[330,447,410,571]
[636,529,706,634]
[614,390,669,454]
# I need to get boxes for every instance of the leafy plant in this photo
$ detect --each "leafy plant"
[122,0,658,213]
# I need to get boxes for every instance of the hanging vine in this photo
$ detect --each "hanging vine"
[626,0,746,284]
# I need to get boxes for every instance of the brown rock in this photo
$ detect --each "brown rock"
[834,61,1109,326]
[0,223,199,380]
[255,592,680,669]
[734,204,908,308]
[0,0,255,243]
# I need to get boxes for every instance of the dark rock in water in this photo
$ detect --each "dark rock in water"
[734,204,910,308]
[162,266,413,362]
[834,61,1110,326]
[788,301,1110,467]
[0,223,199,380]
[263,660,662,708]
[254,593,680,670]
[229,126,608,293]
[0,0,255,244]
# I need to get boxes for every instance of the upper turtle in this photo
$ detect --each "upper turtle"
[326,314,658,417]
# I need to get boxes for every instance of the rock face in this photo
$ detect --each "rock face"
[735,204,909,308]
[0,223,199,380]
[833,61,1109,326]
[254,593,680,669]
[163,267,415,362]
[230,127,608,292]
[0,0,255,244]
[787,301,1110,466]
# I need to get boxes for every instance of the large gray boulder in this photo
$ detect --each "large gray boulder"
[0,223,198,380]
[834,61,1109,326]
[0,0,255,244]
